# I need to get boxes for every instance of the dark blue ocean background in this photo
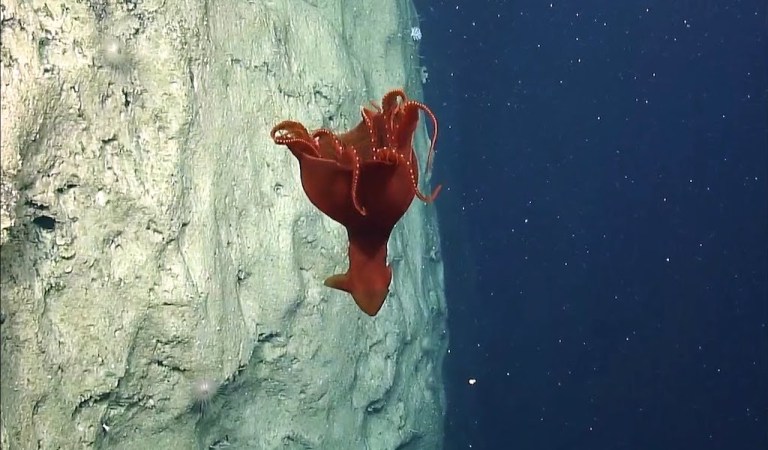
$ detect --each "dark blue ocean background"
[414,1,768,449]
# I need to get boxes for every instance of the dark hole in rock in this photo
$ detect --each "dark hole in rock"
[33,215,56,230]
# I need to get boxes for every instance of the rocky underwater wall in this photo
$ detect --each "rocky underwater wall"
[0,0,447,448]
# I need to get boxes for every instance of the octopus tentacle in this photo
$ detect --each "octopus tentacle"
[385,93,408,146]
[312,128,345,160]
[271,120,308,136]
[382,89,407,117]
[361,106,379,152]
[413,102,439,173]
[346,145,366,216]
[271,121,321,158]
[401,101,441,203]
[414,182,442,203]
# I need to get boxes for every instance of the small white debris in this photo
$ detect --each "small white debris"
[420,66,429,84]
[410,26,422,42]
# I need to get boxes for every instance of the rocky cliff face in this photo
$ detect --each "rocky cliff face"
[0,0,447,448]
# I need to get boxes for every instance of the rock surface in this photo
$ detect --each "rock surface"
[0,0,446,448]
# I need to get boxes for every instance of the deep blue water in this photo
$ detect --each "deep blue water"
[414,1,768,449]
